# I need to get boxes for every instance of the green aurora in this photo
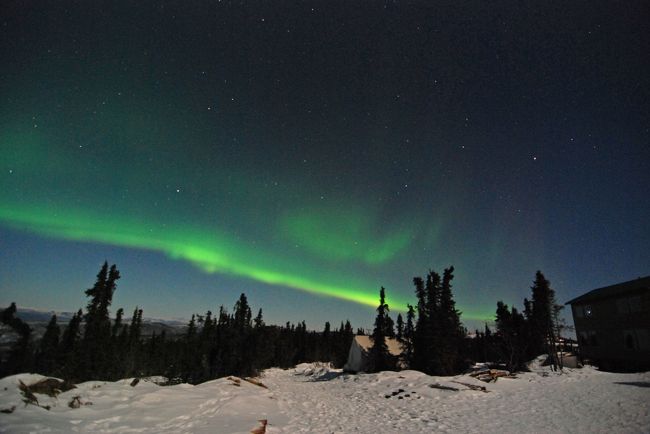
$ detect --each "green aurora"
[0,118,496,321]
[0,203,408,309]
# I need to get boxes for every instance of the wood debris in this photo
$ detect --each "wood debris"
[243,377,268,389]
[469,368,517,383]
[250,419,267,434]
[227,376,242,386]
[429,383,460,391]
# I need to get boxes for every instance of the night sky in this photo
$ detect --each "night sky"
[1,1,648,330]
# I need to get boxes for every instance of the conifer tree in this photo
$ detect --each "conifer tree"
[0,303,33,377]
[402,304,416,367]
[384,315,395,338]
[58,309,83,380]
[254,308,264,329]
[332,320,354,368]
[112,308,124,339]
[322,321,332,362]
[233,293,252,331]
[36,315,60,375]
[125,307,143,378]
[412,277,428,371]
[252,308,273,372]
[395,313,404,342]
[81,262,120,379]
[369,287,391,372]
[438,266,464,374]
[495,301,528,371]
[529,271,557,359]
[423,270,442,374]
[410,267,465,375]
[231,294,254,376]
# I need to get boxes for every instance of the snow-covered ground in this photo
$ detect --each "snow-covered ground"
[1,361,649,433]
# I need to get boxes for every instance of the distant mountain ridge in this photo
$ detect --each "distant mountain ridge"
[0,306,187,339]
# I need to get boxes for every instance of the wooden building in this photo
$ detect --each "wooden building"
[566,276,650,371]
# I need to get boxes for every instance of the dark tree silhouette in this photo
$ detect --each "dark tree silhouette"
[80,262,120,379]
[35,315,60,375]
[369,287,391,372]
[0,303,33,377]
[395,313,404,342]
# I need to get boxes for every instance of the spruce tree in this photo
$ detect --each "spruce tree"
[253,308,264,329]
[369,287,391,372]
[58,309,83,380]
[36,315,60,375]
[395,313,404,342]
[197,311,217,381]
[125,307,143,378]
[0,303,33,376]
[384,314,395,338]
[412,277,428,371]
[495,301,528,371]
[322,321,332,362]
[182,314,201,382]
[438,266,464,374]
[424,270,442,374]
[402,304,416,367]
[334,320,354,368]
[231,294,254,376]
[81,262,120,379]
[112,308,124,339]
[529,271,557,359]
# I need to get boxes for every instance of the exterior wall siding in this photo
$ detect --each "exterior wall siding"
[572,289,650,371]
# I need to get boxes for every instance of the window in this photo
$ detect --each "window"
[588,330,598,346]
[624,329,650,350]
[624,330,636,350]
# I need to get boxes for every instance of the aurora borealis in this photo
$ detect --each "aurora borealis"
[1,2,648,329]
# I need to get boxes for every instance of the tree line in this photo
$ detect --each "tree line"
[0,262,354,383]
[0,262,565,382]
[366,267,563,374]
[367,266,465,374]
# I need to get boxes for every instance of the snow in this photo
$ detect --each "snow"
[1,361,649,433]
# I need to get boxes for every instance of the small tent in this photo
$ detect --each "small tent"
[343,335,404,373]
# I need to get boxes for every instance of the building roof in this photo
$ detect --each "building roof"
[565,276,650,305]
[353,335,403,356]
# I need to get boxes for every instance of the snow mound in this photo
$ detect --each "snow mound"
[293,362,342,380]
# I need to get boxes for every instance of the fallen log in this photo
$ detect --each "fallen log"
[429,383,460,391]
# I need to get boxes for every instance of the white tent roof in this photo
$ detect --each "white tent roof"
[353,335,403,356]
